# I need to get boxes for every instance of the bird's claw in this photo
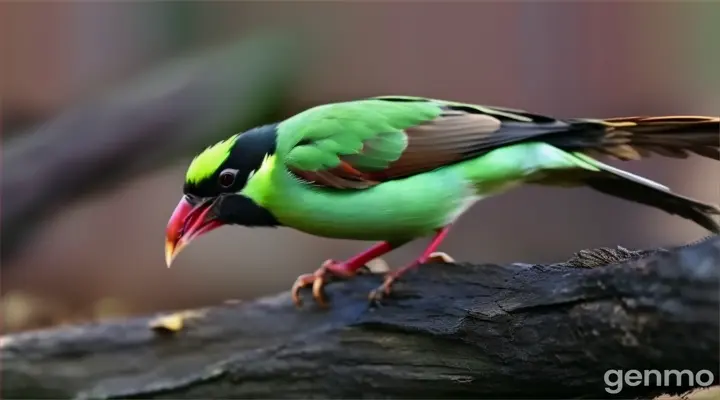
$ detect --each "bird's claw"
[291,259,359,308]
[368,274,398,304]
[367,252,456,305]
[290,273,327,308]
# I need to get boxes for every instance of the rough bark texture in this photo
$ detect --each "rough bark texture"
[2,236,718,399]
[0,33,302,264]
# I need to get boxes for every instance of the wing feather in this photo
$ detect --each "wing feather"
[281,97,574,189]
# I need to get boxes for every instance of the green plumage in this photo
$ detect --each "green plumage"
[278,99,442,171]
[230,96,719,238]
[258,141,593,241]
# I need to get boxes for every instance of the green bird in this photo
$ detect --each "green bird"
[164,96,720,307]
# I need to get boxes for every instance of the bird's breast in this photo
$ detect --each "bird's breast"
[266,168,478,241]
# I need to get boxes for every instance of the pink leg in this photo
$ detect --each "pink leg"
[291,241,400,307]
[369,225,453,302]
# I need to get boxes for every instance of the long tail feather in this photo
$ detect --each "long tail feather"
[573,153,720,233]
[584,116,720,161]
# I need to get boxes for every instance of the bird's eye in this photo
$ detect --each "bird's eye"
[218,169,237,188]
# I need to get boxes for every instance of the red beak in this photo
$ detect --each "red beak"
[165,196,224,267]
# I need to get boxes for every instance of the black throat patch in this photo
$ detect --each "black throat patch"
[217,194,281,227]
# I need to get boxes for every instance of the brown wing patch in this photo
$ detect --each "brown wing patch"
[291,165,378,189]
[289,110,504,188]
[368,111,502,180]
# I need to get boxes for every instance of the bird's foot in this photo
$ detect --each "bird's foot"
[291,259,361,308]
[367,271,403,304]
[368,251,455,304]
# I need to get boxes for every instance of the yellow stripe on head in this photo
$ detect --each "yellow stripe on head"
[186,134,240,184]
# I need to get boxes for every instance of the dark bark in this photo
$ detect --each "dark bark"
[0,33,303,264]
[2,236,718,399]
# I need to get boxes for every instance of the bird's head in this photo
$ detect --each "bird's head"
[165,124,280,267]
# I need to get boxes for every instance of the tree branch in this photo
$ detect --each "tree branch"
[2,236,718,399]
[1,32,304,263]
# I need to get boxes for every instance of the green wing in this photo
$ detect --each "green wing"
[276,96,576,189]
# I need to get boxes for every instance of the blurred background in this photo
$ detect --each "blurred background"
[2,2,719,334]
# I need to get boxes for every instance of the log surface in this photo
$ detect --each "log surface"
[2,236,719,399]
